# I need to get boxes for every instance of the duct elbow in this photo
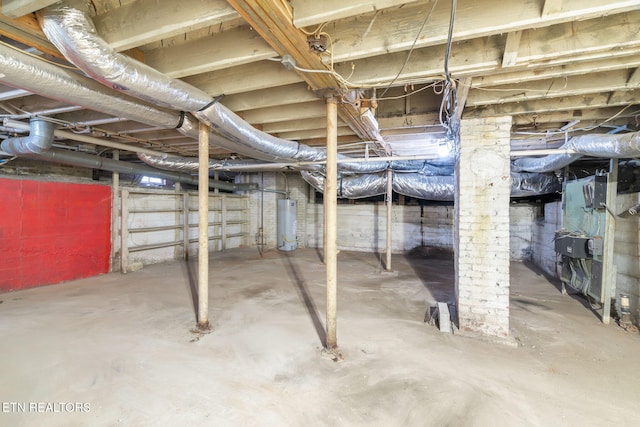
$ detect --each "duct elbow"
[1,118,54,155]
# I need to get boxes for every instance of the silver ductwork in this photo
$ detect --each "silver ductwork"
[512,131,640,173]
[20,148,257,192]
[38,1,436,174]
[137,152,304,172]
[1,118,54,154]
[137,151,455,174]
[302,171,560,200]
[0,43,197,138]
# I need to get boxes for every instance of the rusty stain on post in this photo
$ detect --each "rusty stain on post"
[325,97,338,350]
[197,122,211,331]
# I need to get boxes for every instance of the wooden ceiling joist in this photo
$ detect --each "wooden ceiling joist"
[226,0,389,154]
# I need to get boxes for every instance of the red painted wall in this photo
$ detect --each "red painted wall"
[0,178,111,291]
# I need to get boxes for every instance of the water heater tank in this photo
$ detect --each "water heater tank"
[277,199,297,251]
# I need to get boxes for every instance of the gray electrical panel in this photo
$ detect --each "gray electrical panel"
[556,174,608,302]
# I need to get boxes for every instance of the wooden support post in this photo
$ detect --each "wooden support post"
[197,122,211,331]
[213,170,219,194]
[174,182,181,261]
[111,150,119,272]
[325,97,338,350]
[183,191,190,260]
[386,168,393,271]
[602,159,618,324]
[221,195,227,252]
[120,188,129,274]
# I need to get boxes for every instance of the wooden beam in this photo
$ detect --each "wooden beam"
[144,26,276,78]
[455,78,472,120]
[333,12,640,86]
[222,83,317,112]
[502,31,522,68]
[324,0,640,63]
[291,0,421,27]
[275,126,354,141]
[94,0,239,51]
[1,0,56,18]
[511,106,640,125]
[238,101,326,125]
[377,113,441,129]
[474,54,640,87]
[226,0,387,151]
[607,67,640,105]
[542,0,564,16]
[465,88,640,117]
[0,7,62,58]
[183,60,303,96]
[466,70,637,107]
[0,5,143,61]
[262,116,344,133]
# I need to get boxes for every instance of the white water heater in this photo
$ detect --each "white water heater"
[277,199,297,251]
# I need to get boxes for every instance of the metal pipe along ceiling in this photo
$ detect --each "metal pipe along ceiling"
[22,148,257,192]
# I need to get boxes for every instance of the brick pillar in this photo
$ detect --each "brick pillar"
[455,116,512,337]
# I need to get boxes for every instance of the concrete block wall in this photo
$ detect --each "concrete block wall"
[510,204,537,261]
[532,201,562,278]
[307,203,416,252]
[238,172,308,250]
[455,116,512,338]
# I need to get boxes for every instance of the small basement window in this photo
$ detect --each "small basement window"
[139,176,166,187]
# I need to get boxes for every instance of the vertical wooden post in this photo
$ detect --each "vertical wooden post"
[221,195,227,252]
[183,191,190,260]
[174,182,181,260]
[213,170,219,194]
[120,188,129,274]
[197,122,211,330]
[602,159,618,324]
[386,168,393,271]
[325,97,338,350]
[111,150,120,272]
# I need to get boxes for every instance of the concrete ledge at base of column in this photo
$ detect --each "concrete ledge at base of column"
[454,327,519,348]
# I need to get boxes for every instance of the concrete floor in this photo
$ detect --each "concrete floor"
[1,248,639,426]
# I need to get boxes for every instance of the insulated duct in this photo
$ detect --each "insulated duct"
[301,171,561,200]
[0,43,197,138]
[136,152,454,174]
[21,148,256,192]
[1,118,54,154]
[38,1,438,174]
[512,131,640,173]
[136,153,308,172]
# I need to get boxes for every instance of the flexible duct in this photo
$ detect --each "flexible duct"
[301,171,560,200]
[512,131,640,173]
[21,148,256,192]
[38,1,439,174]
[1,118,54,154]
[136,152,454,174]
[0,43,197,138]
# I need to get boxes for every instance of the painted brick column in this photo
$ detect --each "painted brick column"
[455,116,512,337]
